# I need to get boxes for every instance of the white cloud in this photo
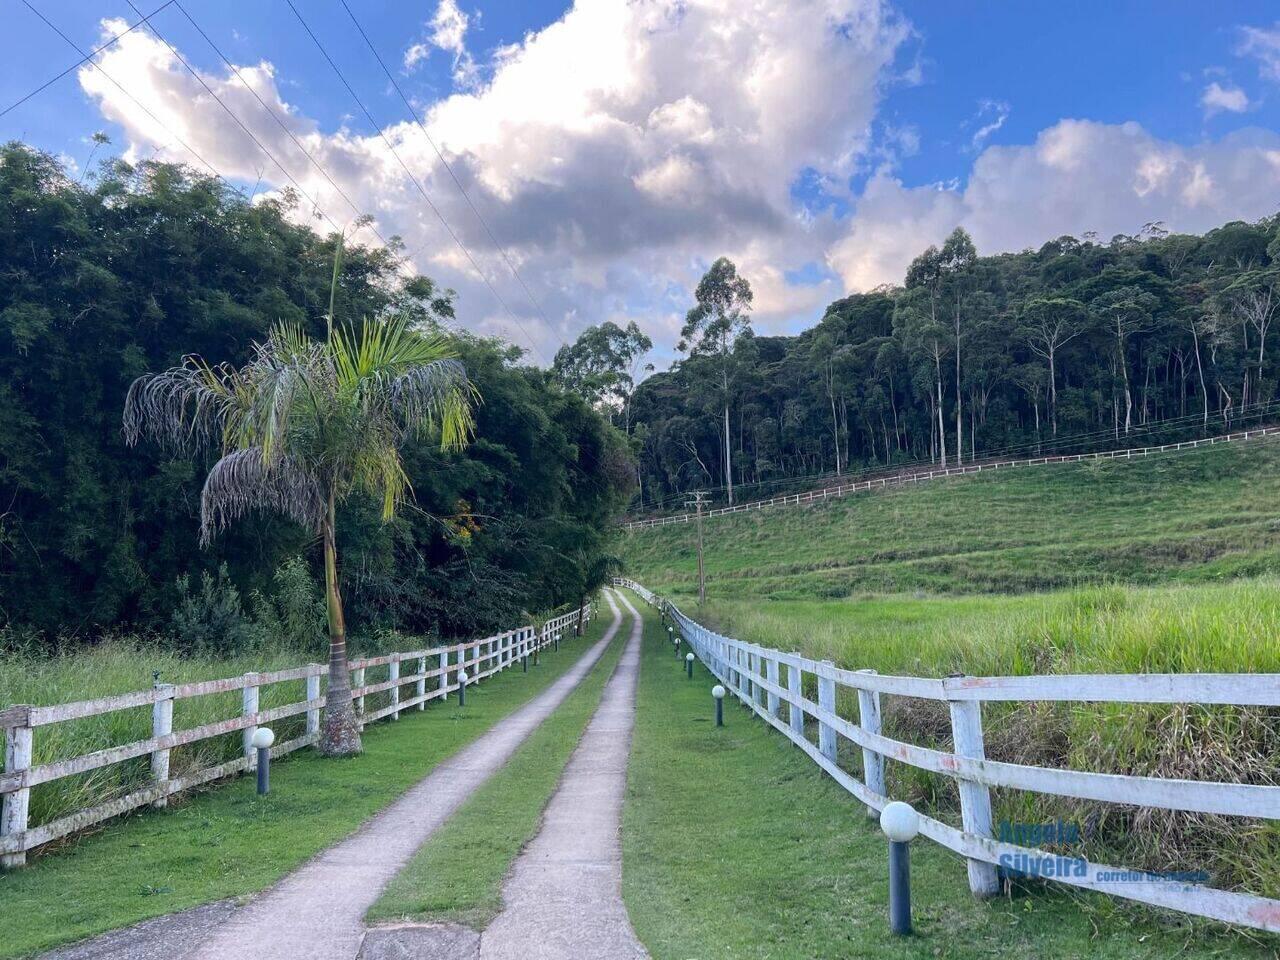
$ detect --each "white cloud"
[966,98,1009,151]
[74,5,1280,368]
[79,1,909,359]
[1238,22,1280,81]
[827,119,1280,291]
[405,0,476,87]
[1201,81,1250,116]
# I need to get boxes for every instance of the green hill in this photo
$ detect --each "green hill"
[621,437,1280,600]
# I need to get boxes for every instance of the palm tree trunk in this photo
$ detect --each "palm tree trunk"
[320,487,361,756]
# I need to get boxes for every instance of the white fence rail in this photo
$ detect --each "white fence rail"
[0,604,592,867]
[616,578,1280,933]
[623,425,1280,530]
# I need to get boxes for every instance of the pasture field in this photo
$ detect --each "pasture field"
[620,443,1280,915]
[622,439,1280,598]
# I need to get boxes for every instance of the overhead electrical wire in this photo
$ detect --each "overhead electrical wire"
[2,1,175,120]
[282,0,551,366]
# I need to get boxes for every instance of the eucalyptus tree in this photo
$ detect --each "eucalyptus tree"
[552,320,653,431]
[939,228,977,462]
[1019,297,1087,436]
[1090,286,1160,435]
[123,318,477,755]
[679,258,753,504]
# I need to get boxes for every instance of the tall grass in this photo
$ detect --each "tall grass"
[0,633,419,833]
[687,579,1280,899]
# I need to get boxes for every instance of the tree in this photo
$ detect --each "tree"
[1019,297,1087,436]
[123,317,477,755]
[903,245,950,465]
[939,228,977,462]
[1090,286,1159,435]
[679,258,753,504]
[552,320,652,431]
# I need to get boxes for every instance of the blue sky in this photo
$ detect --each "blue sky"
[4,2,1280,366]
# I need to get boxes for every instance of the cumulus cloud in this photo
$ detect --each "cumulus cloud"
[1201,81,1250,116]
[78,1,909,359]
[73,4,1280,368]
[827,119,1280,290]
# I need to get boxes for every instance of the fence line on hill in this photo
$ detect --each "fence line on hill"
[616,578,1280,933]
[0,604,593,867]
[622,424,1280,530]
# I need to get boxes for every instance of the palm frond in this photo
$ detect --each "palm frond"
[122,356,240,455]
[390,357,477,448]
[200,447,325,546]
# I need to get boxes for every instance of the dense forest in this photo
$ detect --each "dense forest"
[0,143,632,646]
[592,216,1280,513]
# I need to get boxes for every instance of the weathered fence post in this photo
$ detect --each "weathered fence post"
[306,666,322,737]
[151,682,175,809]
[947,694,1000,897]
[439,649,449,702]
[416,655,427,711]
[242,673,260,769]
[788,657,805,737]
[389,656,401,720]
[817,662,837,765]
[855,669,885,815]
[353,666,366,730]
[2,706,33,869]
[766,656,780,718]
[746,651,758,705]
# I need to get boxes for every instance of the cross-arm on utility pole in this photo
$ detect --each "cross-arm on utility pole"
[686,491,708,604]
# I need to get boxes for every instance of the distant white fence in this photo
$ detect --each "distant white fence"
[616,578,1280,933]
[623,424,1280,530]
[0,604,592,867]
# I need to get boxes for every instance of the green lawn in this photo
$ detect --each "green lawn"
[619,591,1278,959]
[367,612,628,928]
[622,439,1280,599]
[0,618,608,959]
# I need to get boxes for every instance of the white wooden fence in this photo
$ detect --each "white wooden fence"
[0,604,592,867]
[623,424,1280,530]
[616,578,1280,933]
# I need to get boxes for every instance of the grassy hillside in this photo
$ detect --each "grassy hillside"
[620,441,1280,905]
[622,438,1280,599]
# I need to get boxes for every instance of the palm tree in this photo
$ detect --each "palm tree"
[124,317,477,755]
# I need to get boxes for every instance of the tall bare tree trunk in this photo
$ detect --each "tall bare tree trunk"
[935,349,947,467]
[321,488,361,756]
[723,402,733,506]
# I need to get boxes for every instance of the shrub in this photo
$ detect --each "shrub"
[250,556,327,654]
[170,564,256,656]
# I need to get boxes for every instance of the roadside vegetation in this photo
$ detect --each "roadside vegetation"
[0,617,606,959]
[620,593,1278,959]
[367,610,627,929]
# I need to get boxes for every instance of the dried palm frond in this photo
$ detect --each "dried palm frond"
[200,447,324,545]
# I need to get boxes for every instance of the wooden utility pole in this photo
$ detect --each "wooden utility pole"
[686,491,709,604]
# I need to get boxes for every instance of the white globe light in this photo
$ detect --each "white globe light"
[251,726,275,750]
[711,684,726,700]
[459,670,469,683]
[685,652,694,662]
[667,626,674,634]
[879,801,920,842]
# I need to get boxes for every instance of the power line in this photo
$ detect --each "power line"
[21,0,223,181]
[120,0,353,241]
[282,0,551,365]
[165,0,410,262]
[334,0,559,344]
[3,1,175,120]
